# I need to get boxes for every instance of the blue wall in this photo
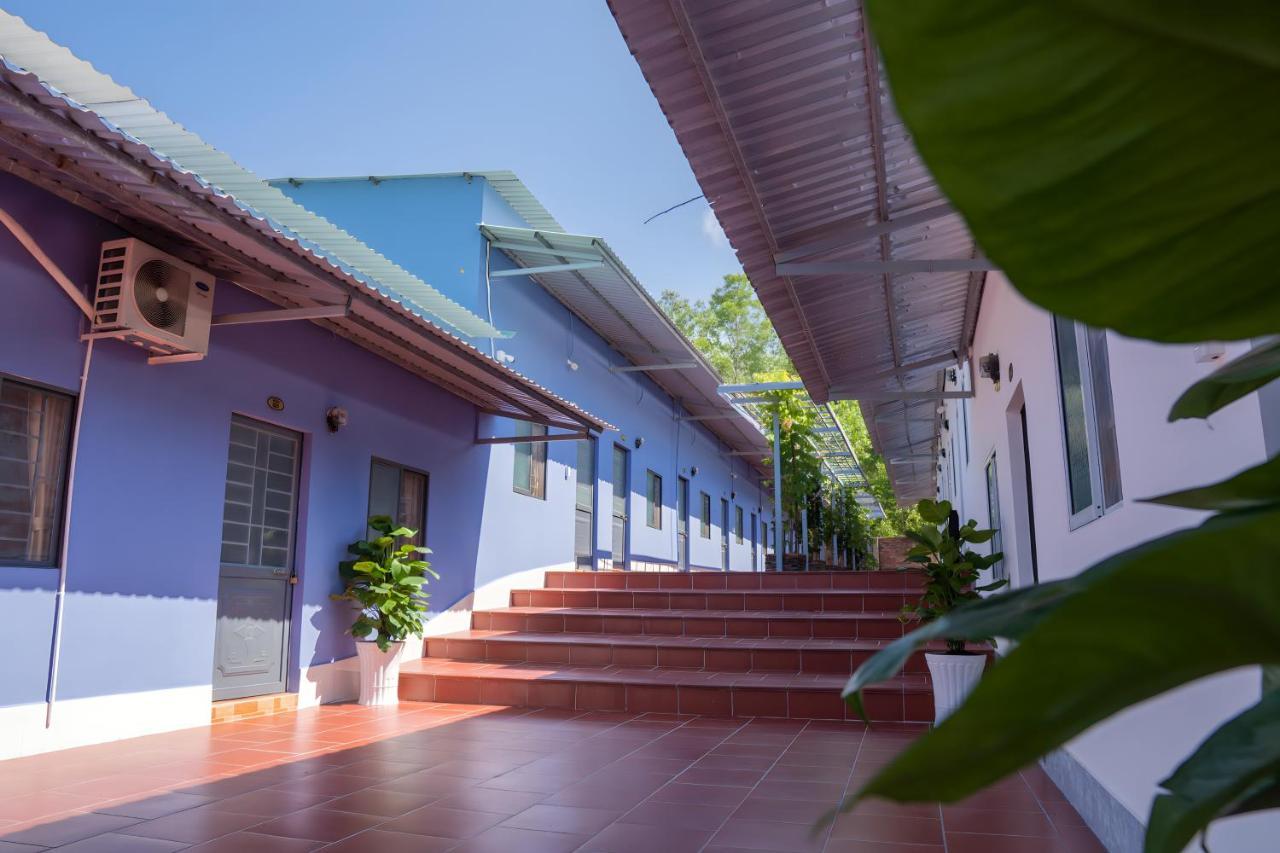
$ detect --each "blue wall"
[0,169,769,712]
[275,174,770,575]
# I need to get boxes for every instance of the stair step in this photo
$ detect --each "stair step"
[427,630,933,675]
[514,587,916,612]
[473,607,907,639]
[397,657,931,721]
[544,569,923,591]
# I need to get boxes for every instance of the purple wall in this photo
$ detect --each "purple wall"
[0,172,490,707]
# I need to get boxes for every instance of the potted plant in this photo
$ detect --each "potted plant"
[902,499,1005,723]
[332,515,438,706]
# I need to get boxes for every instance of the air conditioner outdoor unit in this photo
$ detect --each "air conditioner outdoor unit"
[91,238,216,358]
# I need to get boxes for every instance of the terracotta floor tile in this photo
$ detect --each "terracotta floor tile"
[453,825,589,852]
[941,806,1056,837]
[54,832,190,852]
[0,812,140,847]
[433,786,546,815]
[184,831,325,852]
[115,805,268,844]
[823,840,943,852]
[829,813,943,845]
[94,791,216,820]
[649,782,750,808]
[379,803,506,839]
[579,821,714,853]
[320,828,458,852]
[249,806,382,842]
[204,788,335,817]
[322,787,439,816]
[710,817,827,852]
[502,803,620,835]
[621,799,734,831]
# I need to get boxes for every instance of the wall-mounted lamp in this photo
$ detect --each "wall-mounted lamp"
[566,358,580,371]
[940,447,947,458]
[979,352,1001,391]
[325,406,348,433]
[495,349,516,366]
[634,436,644,449]
[690,466,699,477]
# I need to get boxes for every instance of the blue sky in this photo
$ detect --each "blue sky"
[4,0,741,301]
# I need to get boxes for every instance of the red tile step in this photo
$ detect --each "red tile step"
[545,569,924,590]
[397,657,933,721]
[513,586,916,612]
[473,606,909,639]
[427,629,934,675]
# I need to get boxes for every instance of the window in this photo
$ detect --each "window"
[734,505,744,543]
[369,459,428,547]
[0,377,74,566]
[222,416,300,569]
[645,470,662,529]
[699,492,711,538]
[985,453,1005,582]
[513,421,547,499]
[1053,316,1123,527]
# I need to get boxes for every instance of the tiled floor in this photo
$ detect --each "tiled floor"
[0,702,1103,852]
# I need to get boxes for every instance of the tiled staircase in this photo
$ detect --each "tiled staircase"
[399,569,935,721]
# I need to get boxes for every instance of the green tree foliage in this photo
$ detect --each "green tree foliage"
[659,273,788,382]
[834,2,1280,848]
[661,275,913,540]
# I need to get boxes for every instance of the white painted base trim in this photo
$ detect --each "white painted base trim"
[0,684,211,760]
[298,564,572,710]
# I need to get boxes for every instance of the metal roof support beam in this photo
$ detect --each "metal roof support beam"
[833,390,974,401]
[610,361,699,373]
[777,258,997,276]
[476,431,591,445]
[212,302,349,326]
[486,241,602,262]
[490,261,603,278]
[773,202,957,264]
[828,352,959,392]
[718,381,805,394]
[725,450,770,457]
[678,413,740,422]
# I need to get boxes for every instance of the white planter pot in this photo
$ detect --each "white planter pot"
[925,652,986,725]
[355,640,405,707]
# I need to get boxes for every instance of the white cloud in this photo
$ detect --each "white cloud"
[701,207,729,248]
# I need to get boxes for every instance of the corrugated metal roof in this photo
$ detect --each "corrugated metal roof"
[480,223,769,464]
[0,13,610,434]
[0,10,501,340]
[716,383,884,519]
[610,0,983,502]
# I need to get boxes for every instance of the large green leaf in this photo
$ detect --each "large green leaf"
[1145,690,1280,853]
[1143,454,1280,513]
[1168,340,1280,421]
[864,0,1280,342]
[844,508,1280,805]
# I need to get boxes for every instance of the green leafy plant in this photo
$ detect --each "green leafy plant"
[331,515,439,652]
[900,499,1006,654]
[830,2,1280,850]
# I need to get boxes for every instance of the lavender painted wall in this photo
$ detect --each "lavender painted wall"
[0,172,491,707]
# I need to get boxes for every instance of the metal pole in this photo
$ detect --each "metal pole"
[772,412,783,573]
[801,507,809,571]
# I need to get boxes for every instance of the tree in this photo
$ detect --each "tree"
[659,274,788,382]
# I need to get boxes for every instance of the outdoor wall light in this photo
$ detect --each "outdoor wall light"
[495,349,516,366]
[325,406,348,433]
[690,466,699,477]
[634,436,644,449]
[979,352,1001,390]
[566,358,580,371]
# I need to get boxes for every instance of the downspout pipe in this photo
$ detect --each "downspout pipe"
[0,206,97,729]
[772,412,783,573]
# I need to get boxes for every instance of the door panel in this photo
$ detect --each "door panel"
[611,445,629,569]
[213,416,300,701]
[575,439,595,570]
[720,498,730,571]
[676,477,689,572]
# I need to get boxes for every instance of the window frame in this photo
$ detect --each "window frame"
[699,491,711,538]
[734,505,744,544]
[984,450,1005,582]
[1051,316,1124,529]
[368,457,430,547]
[512,421,548,500]
[645,470,662,530]
[0,373,76,568]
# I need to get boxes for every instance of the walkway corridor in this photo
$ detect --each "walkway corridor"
[0,703,1102,852]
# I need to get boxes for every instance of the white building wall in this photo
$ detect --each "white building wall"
[941,273,1274,851]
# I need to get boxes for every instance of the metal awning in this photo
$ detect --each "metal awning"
[717,382,884,520]
[609,0,982,501]
[480,223,769,466]
[0,13,609,435]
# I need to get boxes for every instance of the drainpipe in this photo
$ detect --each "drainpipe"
[0,207,96,730]
[45,337,93,727]
[772,412,782,573]
[801,507,809,572]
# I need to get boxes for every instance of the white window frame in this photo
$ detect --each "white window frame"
[1051,316,1123,530]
